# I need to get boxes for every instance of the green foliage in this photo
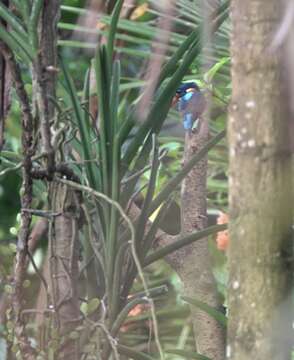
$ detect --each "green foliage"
[0,0,230,359]
[166,349,211,360]
[182,296,227,327]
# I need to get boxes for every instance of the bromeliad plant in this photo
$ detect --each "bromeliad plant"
[0,0,229,359]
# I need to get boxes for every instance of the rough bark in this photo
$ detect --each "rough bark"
[127,122,226,359]
[175,123,225,359]
[49,182,82,360]
[228,1,293,359]
[33,0,59,176]
[0,42,35,360]
[127,125,227,360]
[0,49,11,151]
[0,0,11,151]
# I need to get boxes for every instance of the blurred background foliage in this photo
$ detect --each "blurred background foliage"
[0,0,230,357]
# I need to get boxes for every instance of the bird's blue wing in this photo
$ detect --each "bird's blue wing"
[178,92,193,111]
[183,92,206,120]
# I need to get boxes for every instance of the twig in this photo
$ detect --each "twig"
[122,149,168,185]
[26,250,50,306]
[0,152,45,177]
[22,208,61,218]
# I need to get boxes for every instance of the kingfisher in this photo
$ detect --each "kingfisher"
[172,82,206,133]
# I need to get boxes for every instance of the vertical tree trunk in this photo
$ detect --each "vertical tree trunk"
[33,0,59,176]
[49,183,82,360]
[228,1,293,359]
[176,121,225,360]
[32,4,82,358]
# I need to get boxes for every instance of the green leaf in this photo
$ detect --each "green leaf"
[0,2,27,36]
[159,29,199,84]
[142,199,174,256]
[82,67,91,135]
[58,22,167,49]
[135,135,159,253]
[60,5,87,15]
[110,60,121,139]
[60,57,98,190]
[87,298,100,315]
[117,344,156,360]
[0,25,32,63]
[122,2,229,169]
[166,349,211,360]
[110,242,129,323]
[148,130,226,214]
[182,296,227,327]
[93,48,110,195]
[204,57,230,83]
[144,224,227,266]
[107,0,124,65]
[10,28,34,59]
[111,296,147,336]
[29,0,44,51]
[108,61,122,311]
[80,299,100,317]
[19,0,30,24]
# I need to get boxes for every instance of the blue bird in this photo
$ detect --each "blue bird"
[172,82,206,133]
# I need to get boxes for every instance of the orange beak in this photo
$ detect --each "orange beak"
[172,94,180,107]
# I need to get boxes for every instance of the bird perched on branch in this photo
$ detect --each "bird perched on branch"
[172,82,206,134]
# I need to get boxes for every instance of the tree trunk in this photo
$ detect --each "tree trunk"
[49,183,82,360]
[175,121,225,360]
[228,1,293,359]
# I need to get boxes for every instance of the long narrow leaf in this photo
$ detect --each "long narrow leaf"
[110,242,128,323]
[108,62,122,316]
[111,295,147,336]
[10,29,34,59]
[0,2,27,36]
[58,22,177,52]
[122,3,229,169]
[60,58,97,189]
[29,0,43,51]
[120,130,153,208]
[93,50,109,195]
[117,344,156,360]
[0,25,32,63]
[82,68,91,137]
[158,29,199,84]
[94,45,113,197]
[142,199,174,256]
[166,349,211,360]
[144,224,227,266]
[135,135,159,253]
[182,296,227,327]
[148,130,226,214]
[109,62,121,196]
[107,0,124,64]
[20,0,30,24]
